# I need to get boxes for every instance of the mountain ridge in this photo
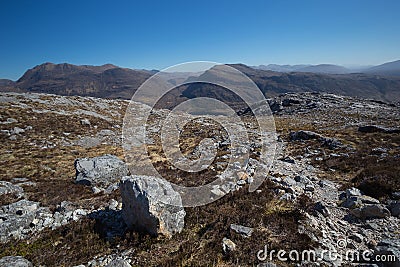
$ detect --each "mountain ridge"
[2,61,400,103]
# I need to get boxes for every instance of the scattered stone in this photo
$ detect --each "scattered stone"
[305,184,315,192]
[120,175,186,237]
[282,177,297,187]
[75,154,129,188]
[280,156,295,164]
[321,137,343,149]
[358,125,400,134]
[318,180,336,188]
[222,237,236,253]
[3,118,18,124]
[91,186,103,194]
[105,259,132,267]
[351,204,391,219]
[0,256,33,267]
[108,199,119,210]
[11,127,25,135]
[72,209,87,221]
[80,118,91,126]
[314,201,330,217]
[0,181,24,199]
[290,130,322,141]
[342,195,380,208]
[294,175,310,184]
[0,200,42,242]
[230,224,254,237]
[257,263,277,267]
[10,177,29,183]
[346,187,362,198]
[388,201,400,218]
[267,99,283,113]
[279,193,294,201]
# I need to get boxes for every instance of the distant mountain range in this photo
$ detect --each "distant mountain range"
[0,62,154,99]
[1,60,400,104]
[253,60,400,76]
[363,60,400,76]
[181,64,400,104]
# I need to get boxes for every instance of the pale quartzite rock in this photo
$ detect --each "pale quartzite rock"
[120,175,186,237]
[75,154,129,188]
[0,256,33,267]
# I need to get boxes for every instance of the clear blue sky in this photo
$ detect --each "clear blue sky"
[1,0,399,80]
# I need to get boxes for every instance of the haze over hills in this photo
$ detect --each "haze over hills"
[253,60,400,76]
[363,60,400,77]
[2,60,400,104]
[255,64,352,74]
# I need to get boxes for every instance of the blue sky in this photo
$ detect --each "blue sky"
[1,0,399,80]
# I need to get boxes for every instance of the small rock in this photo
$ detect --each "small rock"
[341,197,362,209]
[294,175,310,184]
[282,177,297,187]
[388,201,400,217]
[351,204,391,219]
[230,224,254,237]
[290,130,322,141]
[318,180,336,188]
[358,125,400,134]
[222,237,236,253]
[280,156,295,164]
[0,181,24,199]
[72,209,87,221]
[75,154,129,188]
[342,195,380,208]
[6,118,18,124]
[80,118,91,126]
[108,199,119,210]
[105,259,132,267]
[314,201,330,217]
[321,137,343,149]
[237,180,246,186]
[280,193,294,201]
[358,195,380,204]
[346,187,362,198]
[305,184,315,192]
[0,256,33,267]
[10,178,29,183]
[257,263,277,267]
[11,127,25,135]
[91,186,103,194]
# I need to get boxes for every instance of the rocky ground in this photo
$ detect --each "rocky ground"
[0,92,399,266]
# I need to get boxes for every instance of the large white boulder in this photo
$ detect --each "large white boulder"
[120,175,185,237]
